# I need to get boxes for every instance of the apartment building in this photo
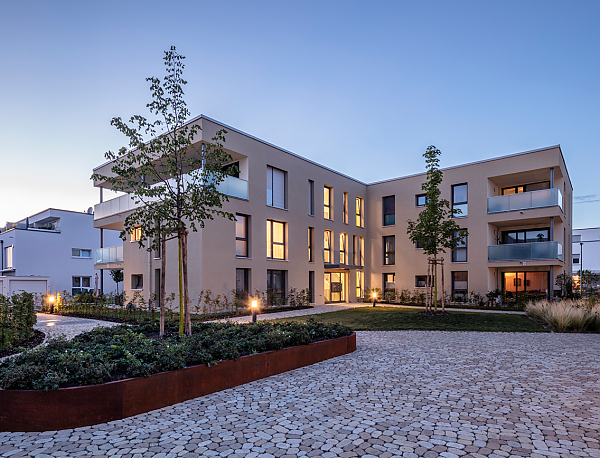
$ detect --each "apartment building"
[572,228,600,289]
[92,116,572,305]
[0,208,120,296]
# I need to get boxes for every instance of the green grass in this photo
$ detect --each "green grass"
[274,307,548,332]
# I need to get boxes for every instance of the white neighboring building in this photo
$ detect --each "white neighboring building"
[0,208,122,296]
[572,227,600,289]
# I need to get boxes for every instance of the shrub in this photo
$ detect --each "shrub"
[0,318,351,390]
[0,292,36,351]
[525,299,600,332]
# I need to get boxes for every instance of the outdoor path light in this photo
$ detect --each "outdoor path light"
[251,298,258,322]
[372,291,377,307]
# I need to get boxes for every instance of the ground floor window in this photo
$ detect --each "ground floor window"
[325,271,346,303]
[236,268,250,300]
[72,276,91,295]
[309,271,315,303]
[451,271,468,300]
[383,273,395,293]
[415,275,429,288]
[131,274,143,290]
[356,271,364,300]
[267,270,286,304]
[503,271,549,296]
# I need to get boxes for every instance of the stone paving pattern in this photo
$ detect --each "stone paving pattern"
[1,331,599,457]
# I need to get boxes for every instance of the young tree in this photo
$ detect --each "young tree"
[555,272,573,298]
[92,46,236,336]
[406,146,468,311]
[110,269,124,295]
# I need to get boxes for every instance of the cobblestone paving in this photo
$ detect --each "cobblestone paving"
[1,331,599,457]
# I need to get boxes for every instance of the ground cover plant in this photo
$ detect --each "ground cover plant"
[526,299,600,332]
[275,307,547,332]
[0,319,351,390]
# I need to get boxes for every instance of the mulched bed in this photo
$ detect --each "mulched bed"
[0,330,45,358]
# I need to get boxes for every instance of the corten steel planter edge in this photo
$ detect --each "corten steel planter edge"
[0,332,356,432]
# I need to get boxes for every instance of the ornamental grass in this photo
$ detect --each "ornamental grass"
[525,299,600,333]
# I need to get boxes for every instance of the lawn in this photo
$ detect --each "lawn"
[274,307,548,332]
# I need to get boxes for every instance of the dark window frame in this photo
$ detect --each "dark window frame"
[451,232,467,263]
[308,227,314,262]
[383,195,395,226]
[324,229,333,263]
[235,213,249,258]
[383,235,395,266]
[324,185,333,220]
[416,194,427,207]
[267,219,286,260]
[383,273,396,293]
[451,183,468,217]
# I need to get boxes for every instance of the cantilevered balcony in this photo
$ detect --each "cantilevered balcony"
[487,188,562,214]
[94,175,248,221]
[94,245,124,265]
[488,241,563,262]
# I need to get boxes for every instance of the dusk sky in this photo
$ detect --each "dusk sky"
[1,1,599,228]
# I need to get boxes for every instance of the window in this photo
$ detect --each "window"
[236,214,249,257]
[452,272,468,298]
[131,226,142,242]
[267,220,286,260]
[72,276,92,295]
[502,181,550,195]
[415,239,425,249]
[503,272,549,296]
[415,275,429,288]
[343,192,349,224]
[452,232,467,262]
[358,236,365,266]
[324,230,333,263]
[356,197,364,227]
[356,271,364,299]
[573,257,580,264]
[308,227,314,262]
[416,194,427,207]
[131,274,143,290]
[502,228,549,244]
[573,234,581,243]
[309,271,315,303]
[236,268,250,299]
[324,186,333,220]
[222,161,240,178]
[383,273,395,293]
[383,236,395,265]
[267,166,286,209]
[267,270,286,302]
[383,196,395,226]
[340,233,348,265]
[308,180,314,216]
[452,184,468,217]
[4,246,13,269]
[72,249,91,258]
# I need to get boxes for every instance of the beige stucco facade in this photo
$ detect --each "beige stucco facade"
[93,116,573,306]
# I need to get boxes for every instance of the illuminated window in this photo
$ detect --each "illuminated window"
[131,226,142,242]
[267,220,286,260]
[324,230,333,263]
[356,197,364,227]
[340,233,348,265]
[236,214,249,257]
[383,273,395,293]
[324,186,333,220]
[353,235,365,267]
[356,271,364,299]
[308,227,314,262]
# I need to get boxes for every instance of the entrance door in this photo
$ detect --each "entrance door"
[324,272,346,303]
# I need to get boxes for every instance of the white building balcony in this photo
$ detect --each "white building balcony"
[487,188,562,214]
[94,245,124,265]
[94,175,248,221]
[488,241,563,262]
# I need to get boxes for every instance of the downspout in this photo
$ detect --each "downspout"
[550,216,554,299]
[99,187,104,294]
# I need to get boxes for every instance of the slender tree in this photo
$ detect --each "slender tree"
[406,146,468,311]
[92,46,236,335]
[110,269,124,295]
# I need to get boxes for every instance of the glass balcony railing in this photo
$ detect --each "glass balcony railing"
[487,188,562,214]
[94,245,124,264]
[488,241,563,262]
[94,176,248,220]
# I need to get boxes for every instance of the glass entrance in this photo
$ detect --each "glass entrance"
[324,272,346,303]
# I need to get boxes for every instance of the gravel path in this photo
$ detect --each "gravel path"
[35,313,120,340]
[1,331,599,457]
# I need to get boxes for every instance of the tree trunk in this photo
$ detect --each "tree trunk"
[182,229,191,335]
[434,256,438,312]
[177,233,184,335]
[426,260,430,312]
[160,235,166,338]
[441,258,445,312]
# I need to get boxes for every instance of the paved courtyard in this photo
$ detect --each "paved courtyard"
[1,331,599,458]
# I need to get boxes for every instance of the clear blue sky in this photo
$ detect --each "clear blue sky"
[1,0,598,228]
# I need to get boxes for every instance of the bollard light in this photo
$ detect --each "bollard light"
[372,291,377,307]
[251,299,258,322]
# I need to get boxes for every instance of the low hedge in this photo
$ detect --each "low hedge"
[0,319,351,391]
[0,292,37,352]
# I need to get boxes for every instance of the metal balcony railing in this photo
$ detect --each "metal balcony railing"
[488,241,563,262]
[487,188,562,214]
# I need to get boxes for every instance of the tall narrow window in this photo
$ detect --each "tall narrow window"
[236,268,250,299]
[452,271,468,298]
[324,230,333,263]
[383,196,395,226]
[356,197,364,227]
[358,236,365,267]
[4,246,13,269]
[267,270,286,302]
[339,233,348,265]
[309,271,315,303]
[343,192,349,224]
[308,180,314,216]
[452,231,467,262]
[267,220,286,260]
[383,236,395,265]
[235,214,249,257]
[308,227,314,262]
[267,166,286,209]
[131,226,142,242]
[452,184,468,217]
[356,271,364,299]
[324,186,333,220]
[383,273,395,294]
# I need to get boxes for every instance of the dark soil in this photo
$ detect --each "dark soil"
[0,330,45,358]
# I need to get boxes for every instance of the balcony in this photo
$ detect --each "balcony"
[487,188,562,214]
[94,245,124,265]
[94,176,248,220]
[488,241,563,262]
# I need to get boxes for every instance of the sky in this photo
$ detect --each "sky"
[1,0,599,228]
